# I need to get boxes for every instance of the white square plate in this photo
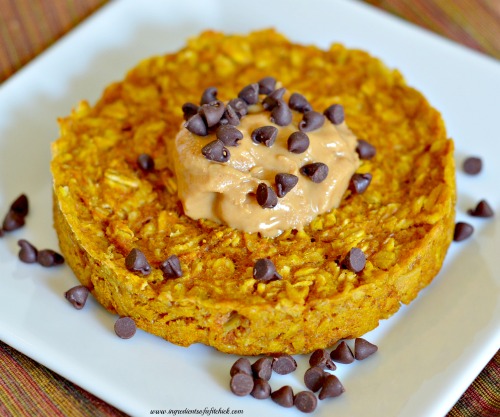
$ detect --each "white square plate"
[0,1,499,416]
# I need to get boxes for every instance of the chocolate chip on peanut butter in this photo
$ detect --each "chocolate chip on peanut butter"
[275,173,299,198]
[17,239,38,263]
[182,102,199,120]
[219,105,240,126]
[114,316,137,339]
[330,341,355,364]
[342,248,366,273]
[324,104,345,125]
[300,163,329,183]
[251,126,278,147]
[238,83,260,105]
[65,285,90,310]
[253,258,281,282]
[256,183,278,208]
[201,140,230,163]
[37,249,64,267]
[200,86,218,105]
[299,111,325,132]
[468,199,494,217]
[270,99,293,126]
[216,125,244,146]
[287,131,310,154]
[137,153,155,172]
[318,375,345,400]
[294,391,318,413]
[354,337,378,360]
[356,139,376,160]
[199,100,225,127]
[160,254,183,278]
[289,92,312,113]
[453,222,474,242]
[262,87,286,110]
[125,248,151,275]
[185,114,208,136]
[271,386,295,408]
[350,173,372,194]
[227,98,248,118]
[258,76,276,95]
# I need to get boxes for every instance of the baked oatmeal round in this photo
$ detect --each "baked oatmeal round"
[51,30,455,354]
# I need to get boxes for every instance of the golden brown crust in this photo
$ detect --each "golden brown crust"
[51,29,456,355]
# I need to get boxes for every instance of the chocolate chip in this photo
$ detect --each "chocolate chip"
[287,131,310,154]
[216,125,243,146]
[160,254,183,278]
[270,99,293,126]
[185,114,208,136]
[230,358,252,377]
[324,104,345,124]
[219,105,240,126]
[114,316,136,339]
[182,102,199,120]
[137,153,155,172]
[65,285,90,310]
[200,87,217,105]
[253,258,281,282]
[304,366,326,392]
[201,140,230,163]
[330,341,354,364]
[256,183,278,208]
[272,354,297,375]
[299,111,325,132]
[125,248,151,275]
[453,222,474,242]
[10,194,29,217]
[17,239,38,263]
[318,375,345,400]
[199,100,225,127]
[309,349,336,370]
[275,173,299,198]
[356,139,376,160]
[252,357,273,381]
[2,210,25,231]
[354,338,378,360]
[227,98,248,117]
[37,249,64,267]
[300,163,329,183]
[230,373,254,396]
[463,156,482,175]
[251,379,271,400]
[468,199,494,218]
[258,76,276,95]
[294,391,318,413]
[238,83,259,105]
[289,93,312,113]
[342,248,366,273]
[262,88,286,110]
[251,126,278,147]
[271,386,294,408]
[350,173,372,194]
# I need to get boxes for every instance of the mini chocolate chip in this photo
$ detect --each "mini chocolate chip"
[463,157,482,175]
[287,131,310,154]
[289,92,312,113]
[271,386,294,408]
[300,163,329,183]
[330,341,355,364]
[199,100,225,127]
[2,210,25,231]
[350,173,372,194]
[17,239,38,263]
[114,316,136,339]
[220,105,240,126]
[304,366,326,392]
[299,111,325,132]
[230,373,254,397]
[160,254,183,278]
[272,354,297,375]
[238,83,259,105]
[356,139,376,160]
[65,285,90,310]
[256,183,278,208]
[342,248,366,273]
[354,338,378,360]
[182,102,199,120]
[252,357,273,381]
[258,76,276,95]
[275,173,299,198]
[270,99,293,126]
[453,222,474,242]
[137,153,155,172]
[185,114,208,136]
[253,258,281,281]
[324,104,345,124]
[294,391,318,413]
[201,140,230,163]
[230,358,253,377]
[318,375,345,400]
[262,87,286,110]
[251,126,278,147]
[309,349,336,370]
[200,86,217,105]
[125,248,151,275]
[251,379,271,400]
[216,125,243,146]
[37,249,64,267]
[227,98,248,117]
[10,194,29,217]
[468,199,494,218]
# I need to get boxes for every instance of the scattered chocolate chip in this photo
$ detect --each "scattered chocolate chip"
[2,210,25,231]
[227,98,248,117]
[182,102,199,120]
[230,372,254,397]
[252,357,273,381]
[272,354,297,375]
[300,163,329,183]
[304,367,326,392]
[185,114,208,136]
[468,199,494,218]
[137,153,155,172]
[270,99,293,126]
[318,374,345,400]
[251,378,271,400]
[342,248,366,273]
[10,194,29,217]
[114,316,136,339]
[216,125,243,146]
[356,139,376,160]
[463,156,482,175]
[230,358,253,377]
[37,249,64,267]
[65,285,90,310]
[125,248,151,275]
[271,386,294,408]
[258,76,276,95]
[200,87,218,105]
[330,341,355,364]
[253,258,281,282]
[17,239,38,263]
[220,105,240,126]
[160,254,183,278]
[256,183,278,208]
[309,349,336,370]
[251,126,278,147]
[199,100,225,127]
[275,173,299,198]
[238,83,259,105]
[294,391,318,413]
[201,140,230,163]
[287,131,310,154]
[262,88,286,110]
[324,104,345,124]
[350,173,372,194]
[289,92,313,113]
[453,222,474,242]
[299,111,325,132]
[354,338,378,360]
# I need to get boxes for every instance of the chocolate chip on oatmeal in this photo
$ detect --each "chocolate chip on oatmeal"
[289,92,313,113]
[114,316,137,339]
[251,126,278,147]
[299,111,325,132]
[182,102,199,120]
[10,194,29,217]
[356,139,376,160]
[125,248,151,275]
[253,258,281,282]
[137,153,155,172]
[354,338,378,360]
[227,98,248,118]
[65,285,90,310]
[330,341,355,364]
[201,140,230,163]
[199,100,225,127]
[309,348,336,370]
[2,211,25,232]
[220,105,240,126]
[453,222,474,242]
[271,99,293,126]
[160,254,183,279]
[200,86,218,105]
[468,199,494,218]
[37,249,64,267]
[275,173,299,198]
[300,163,329,183]
[216,125,244,146]
[262,87,286,110]
[238,83,259,105]
[185,114,208,136]
[230,373,254,397]
[304,366,326,392]
[294,391,318,413]
[350,173,372,194]
[324,104,345,125]
[342,248,366,273]
[252,357,273,381]
[463,156,482,175]
[251,378,271,400]
[256,183,278,208]
[287,131,310,154]
[318,374,345,400]
[272,354,297,375]
[17,239,38,263]
[230,358,253,377]
[271,386,294,408]
[258,76,276,95]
